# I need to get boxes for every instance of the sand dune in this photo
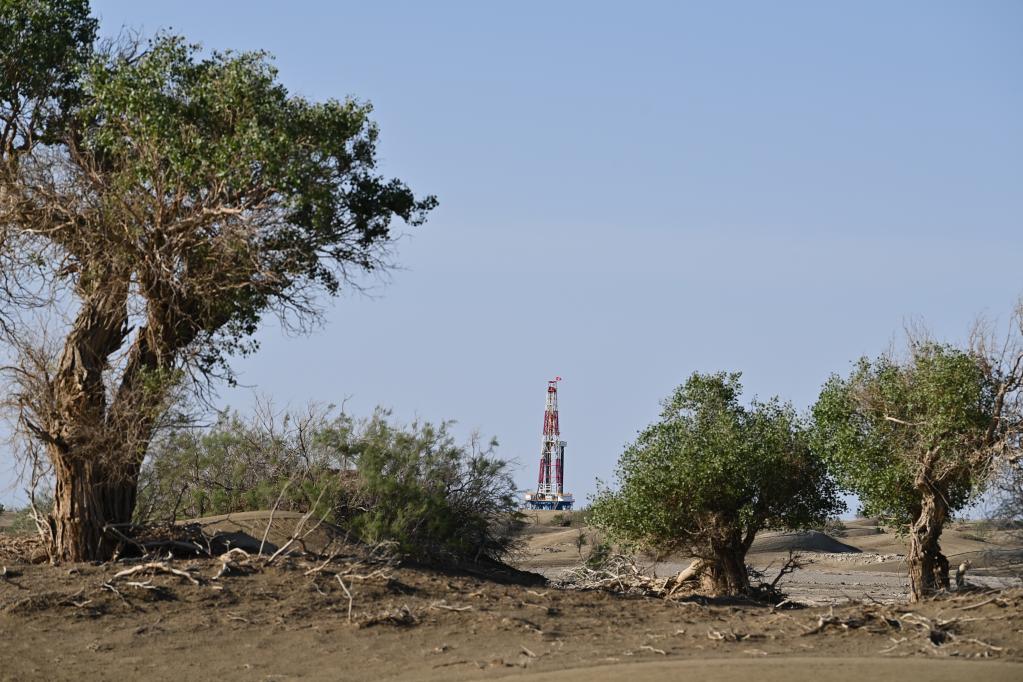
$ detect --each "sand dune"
[750,530,861,554]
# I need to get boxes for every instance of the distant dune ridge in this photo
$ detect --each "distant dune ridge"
[750,530,862,554]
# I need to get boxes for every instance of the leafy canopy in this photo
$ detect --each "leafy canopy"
[591,372,842,556]
[0,0,96,153]
[811,343,998,525]
[61,36,435,369]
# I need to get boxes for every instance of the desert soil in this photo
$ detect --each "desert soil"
[0,511,1021,681]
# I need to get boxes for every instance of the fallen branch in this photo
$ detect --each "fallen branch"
[111,562,201,586]
[336,574,353,623]
[431,601,473,612]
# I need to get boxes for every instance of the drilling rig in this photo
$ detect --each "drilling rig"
[524,377,574,510]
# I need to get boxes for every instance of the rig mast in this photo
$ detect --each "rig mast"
[524,377,574,510]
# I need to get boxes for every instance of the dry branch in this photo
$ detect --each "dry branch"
[111,562,200,586]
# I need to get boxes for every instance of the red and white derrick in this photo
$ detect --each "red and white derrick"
[525,377,574,510]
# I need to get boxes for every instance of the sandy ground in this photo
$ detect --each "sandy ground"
[517,514,1023,604]
[0,512,1021,681]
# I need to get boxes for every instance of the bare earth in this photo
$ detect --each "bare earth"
[0,511,1021,681]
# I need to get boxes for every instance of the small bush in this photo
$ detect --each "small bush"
[0,507,43,535]
[573,529,587,557]
[820,518,848,537]
[350,418,521,563]
[586,540,612,568]
[549,513,572,527]
[137,405,353,523]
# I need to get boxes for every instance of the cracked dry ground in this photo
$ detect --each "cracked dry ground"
[1,558,1022,681]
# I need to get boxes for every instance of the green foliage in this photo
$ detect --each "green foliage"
[351,419,521,563]
[573,528,587,557]
[811,343,997,525]
[1,3,436,561]
[0,0,96,152]
[136,407,356,523]
[585,540,611,569]
[138,407,521,564]
[69,35,436,374]
[549,513,572,527]
[591,372,842,558]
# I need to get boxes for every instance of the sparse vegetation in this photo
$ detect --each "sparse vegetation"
[818,518,848,538]
[137,405,521,565]
[549,513,572,527]
[572,528,587,558]
[585,539,612,569]
[136,404,356,524]
[347,418,521,564]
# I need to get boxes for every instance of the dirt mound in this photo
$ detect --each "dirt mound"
[751,530,861,554]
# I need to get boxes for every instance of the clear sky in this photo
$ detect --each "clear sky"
[3,1,1022,511]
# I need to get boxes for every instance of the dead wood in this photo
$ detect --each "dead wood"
[110,562,201,586]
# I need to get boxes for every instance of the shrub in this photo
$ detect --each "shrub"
[138,404,521,564]
[136,405,355,523]
[820,518,848,538]
[549,513,572,527]
[586,540,612,569]
[349,418,521,563]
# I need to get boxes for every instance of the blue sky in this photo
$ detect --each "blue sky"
[3,1,1022,512]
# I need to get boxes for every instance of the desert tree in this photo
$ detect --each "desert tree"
[811,321,1022,601]
[590,372,842,597]
[0,1,435,561]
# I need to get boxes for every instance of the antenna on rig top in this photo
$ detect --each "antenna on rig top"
[524,377,574,510]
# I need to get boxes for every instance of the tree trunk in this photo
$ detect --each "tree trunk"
[908,488,950,602]
[706,541,751,597]
[48,449,140,562]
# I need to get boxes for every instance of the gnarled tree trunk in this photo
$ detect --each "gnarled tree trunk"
[48,450,140,561]
[704,527,756,596]
[908,488,950,601]
[37,279,132,562]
